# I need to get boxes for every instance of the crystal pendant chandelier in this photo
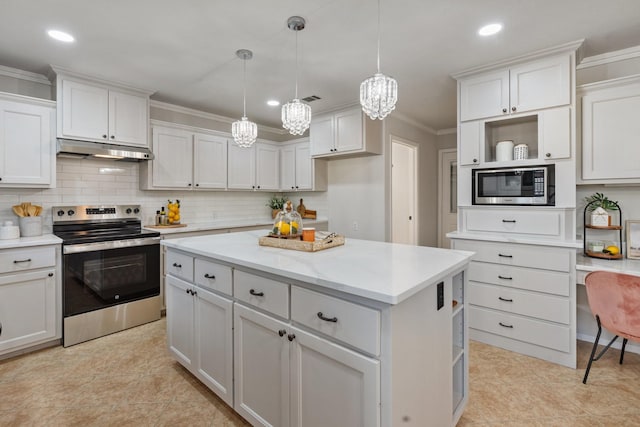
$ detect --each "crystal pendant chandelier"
[232,49,258,148]
[282,16,312,135]
[360,0,398,120]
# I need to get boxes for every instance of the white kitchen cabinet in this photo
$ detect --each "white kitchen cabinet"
[54,69,151,147]
[458,54,570,122]
[228,141,279,190]
[0,244,61,357]
[0,93,55,187]
[280,140,327,191]
[580,76,640,182]
[458,121,481,166]
[166,275,234,406]
[310,106,382,158]
[142,124,228,190]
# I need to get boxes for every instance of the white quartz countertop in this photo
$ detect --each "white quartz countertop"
[162,230,474,305]
[447,231,582,249]
[576,253,640,276]
[0,234,62,249]
[145,217,328,235]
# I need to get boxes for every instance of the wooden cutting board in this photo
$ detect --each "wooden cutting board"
[145,224,188,229]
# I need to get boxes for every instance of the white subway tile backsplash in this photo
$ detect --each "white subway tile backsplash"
[0,157,328,230]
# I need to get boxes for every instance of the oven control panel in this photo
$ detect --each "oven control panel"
[52,205,142,222]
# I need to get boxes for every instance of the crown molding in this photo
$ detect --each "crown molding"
[49,65,155,95]
[577,45,640,69]
[436,127,457,136]
[391,112,437,135]
[150,99,287,135]
[0,64,50,85]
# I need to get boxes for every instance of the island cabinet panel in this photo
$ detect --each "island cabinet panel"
[166,275,195,367]
[234,270,289,319]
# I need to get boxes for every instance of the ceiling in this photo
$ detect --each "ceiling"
[2,0,640,133]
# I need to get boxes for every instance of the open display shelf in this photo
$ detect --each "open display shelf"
[583,200,623,259]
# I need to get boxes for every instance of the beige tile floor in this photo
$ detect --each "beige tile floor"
[1,318,639,426]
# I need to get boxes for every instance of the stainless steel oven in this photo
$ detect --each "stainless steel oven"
[53,205,161,347]
[472,164,555,206]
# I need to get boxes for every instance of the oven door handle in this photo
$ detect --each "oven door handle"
[63,237,161,254]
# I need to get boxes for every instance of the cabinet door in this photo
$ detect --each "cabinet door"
[280,145,296,191]
[309,115,334,156]
[0,269,56,354]
[459,69,509,121]
[290,325,380,427]
[194,133,227,189]
[458,121,481,166]
[582,82,640,180]
[166,275,195,368]
[61,79,109,141]
[0,99,53,185]
[227,143,256,190]
[335,108,364,153]
[108,90,148,146]
[294,143,312,190]
[234,303,290,427]
[510,55,570,114]
[256,143,280,191]
[539,107,570,160]
[151,127,193,189]
[195,287,233,406]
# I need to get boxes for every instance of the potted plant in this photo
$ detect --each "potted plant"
[584,192,619,226]
[267,195,287,219]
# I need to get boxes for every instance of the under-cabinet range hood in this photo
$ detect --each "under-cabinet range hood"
[56,139,154,162]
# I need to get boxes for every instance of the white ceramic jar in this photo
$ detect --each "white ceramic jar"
[495,140,514,162]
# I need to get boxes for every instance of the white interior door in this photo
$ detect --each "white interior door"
[391,139,417,245]
[438,149,458,248]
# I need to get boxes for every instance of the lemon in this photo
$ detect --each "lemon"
[280,223,291,235]
[604,245,620,255]
[174,214,180,222]
[291,221,299,234]
[168,211,175,218]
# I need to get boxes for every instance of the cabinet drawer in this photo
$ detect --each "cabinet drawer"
[0,246,55,274]
[470,306,570,353]
[468,262,570,296]
[166,251,194,282]
[291,286,380,356]
[453,240,571,272]
[464,209,561,237]
[469,282,570,324]
[194,258,232,296]
[234,270,289,319]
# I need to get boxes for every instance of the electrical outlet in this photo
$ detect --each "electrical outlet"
[352,221,359,231]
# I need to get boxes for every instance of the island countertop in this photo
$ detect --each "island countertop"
[162,230,474,305]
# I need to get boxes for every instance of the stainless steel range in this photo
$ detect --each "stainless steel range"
[52,205,161,347]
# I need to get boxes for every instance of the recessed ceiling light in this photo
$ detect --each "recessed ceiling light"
[47,30,75,43]
[478,23,502,36]
[267,100,280,107]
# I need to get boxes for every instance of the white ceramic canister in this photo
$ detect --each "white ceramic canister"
[0,221,20,239]
[513,143,529,160]
[19,216,42,237]
[495,140,514,162]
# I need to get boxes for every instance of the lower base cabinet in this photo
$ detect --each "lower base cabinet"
[166,275,233,406]
[234,303,380,427]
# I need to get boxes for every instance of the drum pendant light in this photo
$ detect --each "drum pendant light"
[282,16,312,135]
[232,49,258,148]
[360,0,398,120]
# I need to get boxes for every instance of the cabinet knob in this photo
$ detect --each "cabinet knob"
[502,108,507,113]
[291,186,295,189]
[511,106,516,112]
[188,183,192,187]
[195,183,199,187]
[278,329,286,337]
[252,186,255,189]
[287,334,296,342]
[48,272,54,277]
[102,134,107,139]
[185,288,191,294]
[472,158,478,163]
[295,186,299,189]
[257,185,261,189]
[0,177,2,181]
[110,135,115,139]
[545,153,551,158]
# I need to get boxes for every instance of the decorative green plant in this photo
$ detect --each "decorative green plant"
[266,195,287,210]
[584,192,619,211]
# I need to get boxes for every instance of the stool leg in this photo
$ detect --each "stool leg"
[620,338,628,365]
[583,315,603,384]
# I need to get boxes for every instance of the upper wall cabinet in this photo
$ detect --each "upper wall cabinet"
[580,76,640,183]
[310,106,382,158]
[227,141,279,191]
[280,139,327,192]
[0,93,55,187]
[459,54,571,122]
[52,67,152,147]
[140,124,227,190]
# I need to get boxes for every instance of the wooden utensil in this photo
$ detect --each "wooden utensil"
[35,206,42,216]
[27,205,38,217]
[12,205,24,217]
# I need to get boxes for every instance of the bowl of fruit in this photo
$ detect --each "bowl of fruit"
[270,201,302,238]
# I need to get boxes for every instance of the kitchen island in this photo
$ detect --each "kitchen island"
[163,230,473,427]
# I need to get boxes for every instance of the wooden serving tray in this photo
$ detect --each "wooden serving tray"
[145,224,188,229]
[259,234,344,252]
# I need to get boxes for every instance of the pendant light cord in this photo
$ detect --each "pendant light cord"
[377,0,381,73]
[295,29,299,99]
[242,57,247,117]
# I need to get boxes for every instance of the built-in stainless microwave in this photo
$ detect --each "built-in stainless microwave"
[472,165,555,206]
